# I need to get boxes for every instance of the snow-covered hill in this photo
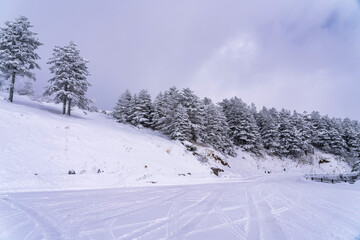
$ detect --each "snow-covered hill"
[0,92,353,192]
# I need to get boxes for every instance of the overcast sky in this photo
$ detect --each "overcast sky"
[1,0,360,120]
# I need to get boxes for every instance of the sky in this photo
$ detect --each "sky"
[0,0,360,120]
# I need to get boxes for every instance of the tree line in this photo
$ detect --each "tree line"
[113,87,360,159]
[0,16,91,115]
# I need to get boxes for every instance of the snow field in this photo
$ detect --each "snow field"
[0,176,359,240]
[0,93,217,192]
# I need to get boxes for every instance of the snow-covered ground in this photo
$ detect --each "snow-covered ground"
[1,176,360,240]
[0,92,220,192]
[1,93,360,240]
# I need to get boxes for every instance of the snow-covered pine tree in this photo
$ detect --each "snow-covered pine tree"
[113,89,132,123]
[327,117,346,155]
[179,88,205,142]
[291,111,314,155]
[169,104,192,141]
[220,97,262,154]
[309,111,329,149]
[43,42,90,115]
[151,92,167,130]
[257,107,281,155]
[278,109,304,158]
[127,93,138,124]
[0,16,42,102]
[154,86,182,136]
[342,118,360,157]
[131,89,153,127]
[203,98,235,156]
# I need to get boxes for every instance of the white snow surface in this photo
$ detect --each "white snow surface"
[1,93,360,240]
[1,177,360,240]
[0,93,219,192]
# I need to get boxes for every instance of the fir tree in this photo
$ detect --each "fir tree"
[131,89,153,127]
[154,86,181,135]
[221,97,262,154]
[278,109,304,158]
[151,92,167,130]
[327,117,346,155]
[169,104,192,141]
[113,89,132,123]
[309,111,329,149]
[0,16,42,102]
[257,107,281,155]
[203,98,235,156]
[291,111,313,155]
[179,88,205,142]
[44,42,90,115]
[342,118,360,157]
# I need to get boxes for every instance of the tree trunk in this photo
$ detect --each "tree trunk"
[8,73,16,102]
[62,84,68,114]
[67,99,72,116]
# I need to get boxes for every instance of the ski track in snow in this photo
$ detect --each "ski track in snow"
[1,178,360,240]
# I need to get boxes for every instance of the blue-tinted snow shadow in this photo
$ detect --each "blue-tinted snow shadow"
[12,99,87,120]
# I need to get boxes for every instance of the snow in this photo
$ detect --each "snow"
[1,176,359,239]
[1,92,360,239]
[0,92,217,192]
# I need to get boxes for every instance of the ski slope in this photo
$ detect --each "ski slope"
[1,175,360,240]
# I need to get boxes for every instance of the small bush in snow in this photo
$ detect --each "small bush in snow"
[68,169,76,175]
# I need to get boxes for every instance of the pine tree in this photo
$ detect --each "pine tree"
[131,89,153,127]
[220,97,262,154]
[44,42,90,115]
[291,111,313,155]
[179,88,205,142]
[257,107,281,155]
[154,86,181,135]
[0,16,42,102]
[151,92,167,130]
[113,89,132,123]
[327,117,346,155]
[169,104,192,141]
[203,98,235,156]
[127,93,138,124]
[342,118,360,157]
[309,111,329,149]
[278,109,304,158]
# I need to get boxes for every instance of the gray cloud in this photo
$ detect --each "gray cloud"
[0,0,359,120]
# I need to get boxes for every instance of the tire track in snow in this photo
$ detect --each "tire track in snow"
[78,190,185,238]
[213,203,245,240]
[273,184,360,239]
[1,197,61,240]
[166,200,178,238]
[116,190,220,240]
[166,190,221,240]
[250,186,286,240]
[245,191,261,240]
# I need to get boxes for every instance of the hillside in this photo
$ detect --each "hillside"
[0,92,353,192]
